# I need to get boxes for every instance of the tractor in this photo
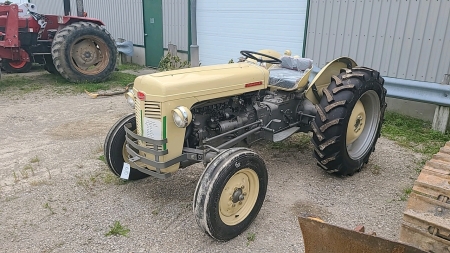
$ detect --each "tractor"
[0,2,116,82]
[104,49,387,241]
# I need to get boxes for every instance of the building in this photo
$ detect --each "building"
[30,0,309,68]
[29,0,450,120]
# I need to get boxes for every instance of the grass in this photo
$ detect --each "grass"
[0,71,137,94]
[30,156,40,164]
[381,112,450,157]
[23,164,35,176]
[381,111,450,173]
[43,203,56,215]
[105,221,130,237]
[246,232,256,246]
[102,172,129,185]
[77,170,128,189]
[370,164,382,175]
[98,155,106,164]
[13,171,19,183]
[399,187,413,201]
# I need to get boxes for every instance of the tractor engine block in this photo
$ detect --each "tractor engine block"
[186,94,258,148]
[185,90,304,148]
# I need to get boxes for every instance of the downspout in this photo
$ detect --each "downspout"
[302,0,310,58]
[63,0,71,16]
[190,0,199,67]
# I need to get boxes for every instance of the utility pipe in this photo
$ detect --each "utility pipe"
[190,0,199,67]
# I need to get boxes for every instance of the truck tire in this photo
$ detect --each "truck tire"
[193,148,268,241]
[51,21,117,83]
[311,67,386,176]
[104,113,150,180]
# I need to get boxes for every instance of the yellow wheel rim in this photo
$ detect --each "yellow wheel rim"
[346,99,366,144]
[219,168,259,226]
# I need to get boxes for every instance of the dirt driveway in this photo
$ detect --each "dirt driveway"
[0,89,422,252]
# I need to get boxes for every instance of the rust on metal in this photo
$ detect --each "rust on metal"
[399,142,450,252]
[298,216,426,253]
[354,225,365,233]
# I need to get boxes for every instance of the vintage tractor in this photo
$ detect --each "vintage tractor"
[0,3,116,82]
[104,49,387,241]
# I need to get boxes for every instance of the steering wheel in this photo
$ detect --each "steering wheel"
[240,50,282,64]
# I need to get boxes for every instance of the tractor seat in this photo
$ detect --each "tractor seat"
[268,56,313,90]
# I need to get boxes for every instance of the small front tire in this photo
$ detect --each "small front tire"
[2,59,32,73]
[104,113,150,180]
[193,148,268,241]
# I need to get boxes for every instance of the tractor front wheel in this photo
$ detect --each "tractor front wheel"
[311,67,386,176]
[2,58,32,73]
[104,113,150,180]
[193,148,268,241]
[51,21,117,83]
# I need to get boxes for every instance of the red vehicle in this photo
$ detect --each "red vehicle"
[0,3,116,82]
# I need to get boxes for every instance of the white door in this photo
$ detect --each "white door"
[197,0,308,66]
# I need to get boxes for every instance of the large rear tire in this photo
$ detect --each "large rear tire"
[104,113,150,180]
[51,21,117,83]
[43,54,58,75]
[311,67,386,176]
[193,148,268,241]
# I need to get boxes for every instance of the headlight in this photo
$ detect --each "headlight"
[172,106,192,128]
[124,90,134,108]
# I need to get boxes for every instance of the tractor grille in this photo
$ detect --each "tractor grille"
[135,100,162,135]
[135,98,142,135]
[134,99,163,151]
[144,101,162,119]
[144,102,162,150]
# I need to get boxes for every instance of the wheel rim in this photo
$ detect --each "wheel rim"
[219,168,259,226]
[69,35,110,75]
[346,90,380,160]
[9,60,27,69]
[346,99,366,144]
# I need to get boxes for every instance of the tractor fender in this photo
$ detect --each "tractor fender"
[304,57,357,104]
[59,16,105,26]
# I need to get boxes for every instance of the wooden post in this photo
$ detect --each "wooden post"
[432,74,450,133]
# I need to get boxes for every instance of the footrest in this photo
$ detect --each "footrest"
[273,127,300,142]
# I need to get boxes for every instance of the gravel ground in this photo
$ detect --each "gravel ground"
[0,90,423,253]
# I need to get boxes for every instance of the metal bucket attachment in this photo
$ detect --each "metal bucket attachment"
[298,216,426,253]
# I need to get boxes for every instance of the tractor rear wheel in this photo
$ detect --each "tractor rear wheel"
[311,67,386,176]
[43,54,58,75]
[51,21,117,83]
[193,148,268,241]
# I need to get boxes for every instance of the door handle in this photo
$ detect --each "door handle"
[144,34,148,36]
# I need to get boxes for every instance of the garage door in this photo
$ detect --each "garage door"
[197,0,308,66]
